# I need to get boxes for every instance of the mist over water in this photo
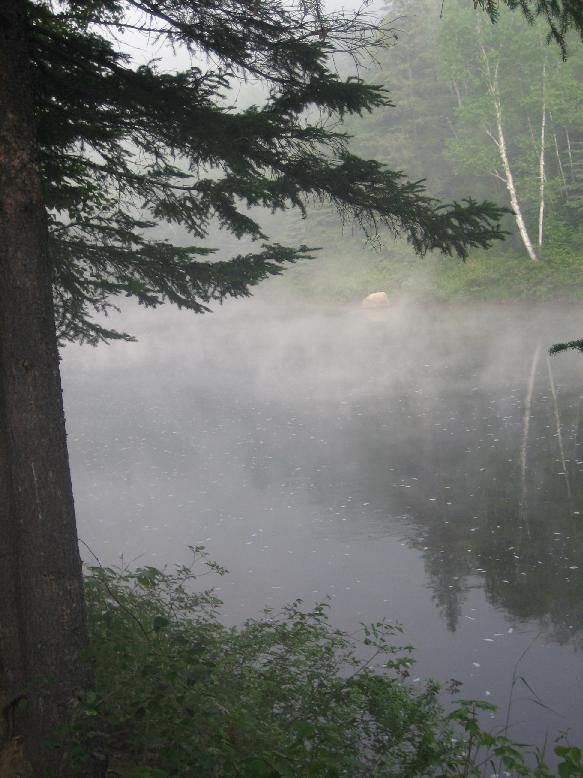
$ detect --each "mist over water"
[61,296,583,751]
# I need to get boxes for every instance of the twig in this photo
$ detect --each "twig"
[79,539,151,641]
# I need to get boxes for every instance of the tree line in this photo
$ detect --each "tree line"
[352,0,583,262]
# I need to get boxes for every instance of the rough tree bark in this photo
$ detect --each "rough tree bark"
[0,1,93,774]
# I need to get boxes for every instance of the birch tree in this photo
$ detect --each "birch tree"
[439,0,583,260]
[538,61,547,248]
[478,40,540,261]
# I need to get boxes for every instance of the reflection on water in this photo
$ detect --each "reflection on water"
[61,299,583,748]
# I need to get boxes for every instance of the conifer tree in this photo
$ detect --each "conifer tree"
[33,1,509,345]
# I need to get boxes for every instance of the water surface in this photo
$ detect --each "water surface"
[62,298,583,752]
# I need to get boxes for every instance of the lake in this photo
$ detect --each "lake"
[61,297,583,756]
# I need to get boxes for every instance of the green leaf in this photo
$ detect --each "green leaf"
[152,615,169,632]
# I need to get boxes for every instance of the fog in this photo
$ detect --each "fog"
[61,294,583,751]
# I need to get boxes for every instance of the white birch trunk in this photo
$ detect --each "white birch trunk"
[493,82,540,261]
[538,62,546,248]
[480,46,540,261]
[451,79,463,109]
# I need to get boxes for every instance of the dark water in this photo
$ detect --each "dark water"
[62,298,583,754]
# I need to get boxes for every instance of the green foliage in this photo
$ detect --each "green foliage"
[79,547,454,776]
[393,0,583,254]
[62,548,583,776]
[555,746,583,777]
[27,0,509,344]
[273,238,583,305]
[440,0,583,252]
[549,338,583,353]
[280,0,583,306]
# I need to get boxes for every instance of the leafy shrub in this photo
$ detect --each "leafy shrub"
[72,547,582,777]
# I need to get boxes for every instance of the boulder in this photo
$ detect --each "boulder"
[361,291,389,308]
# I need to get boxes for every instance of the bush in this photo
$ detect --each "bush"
[71,547,582,777]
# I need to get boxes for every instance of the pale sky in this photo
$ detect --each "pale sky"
[113,0,389,72]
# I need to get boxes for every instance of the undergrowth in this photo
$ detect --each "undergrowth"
[67,547,583,777]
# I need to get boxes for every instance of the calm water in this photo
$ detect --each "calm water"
[62,298,583,753]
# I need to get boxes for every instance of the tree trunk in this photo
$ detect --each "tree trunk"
[480,48,539,262]
[551,114,568,197]
[0,1,93,774]
[451,79,463,109]
[492,82,540,261]
[565,127,575,181]
[538,62,546,249]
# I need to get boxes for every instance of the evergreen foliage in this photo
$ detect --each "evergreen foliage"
[476,0,583,57]
[28,0,509,344]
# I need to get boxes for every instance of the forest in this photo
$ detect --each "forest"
[276,0,583,304]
